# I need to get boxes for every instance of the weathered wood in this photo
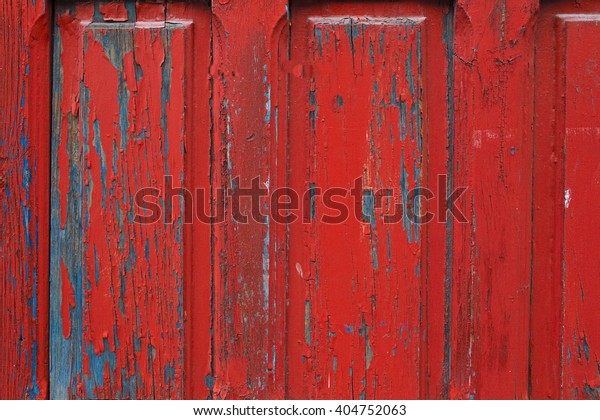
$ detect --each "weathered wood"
[0,0,51,399]
[284,0,451,399]
[450,0,537,399]
[49,1,211,399]
[7,0,600,401]
[532,0,600,400]
[211,0,288,399]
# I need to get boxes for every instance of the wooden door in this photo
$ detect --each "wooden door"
[4,0,600,401]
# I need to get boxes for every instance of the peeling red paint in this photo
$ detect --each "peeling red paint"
[283,1,451,400]
[532,0,600,400]
[450,0,536,400]
[0,0,51,400]
[99,3,129,22]
[211,0,288,399]
[4,0,600,401]
[49,1,212,400]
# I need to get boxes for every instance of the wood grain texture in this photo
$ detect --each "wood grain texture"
[0,0,51,399]
[49,1,211,399]
[450,0,537,399]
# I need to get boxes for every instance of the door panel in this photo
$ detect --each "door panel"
[49,1,211,399]
[284,1,451,399]
[533,0,600,400]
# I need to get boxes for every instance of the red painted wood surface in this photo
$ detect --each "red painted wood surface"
[211,0,288,399]
[532,0,600,400]
[0,0,51,399]
[49,1,211,399]
[4,0,600,400]
[284,1,451,399]
[450,0,536,399]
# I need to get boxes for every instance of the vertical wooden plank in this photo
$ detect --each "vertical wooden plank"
[531,1,568,399]
[532,0,600,399]
[211,0,288,399]
[0,0,51,399]
[561,17,600,399]
[450,0,537,399]
[50,1,211,399]
[284,1,451,399]
[166,0,214,401]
